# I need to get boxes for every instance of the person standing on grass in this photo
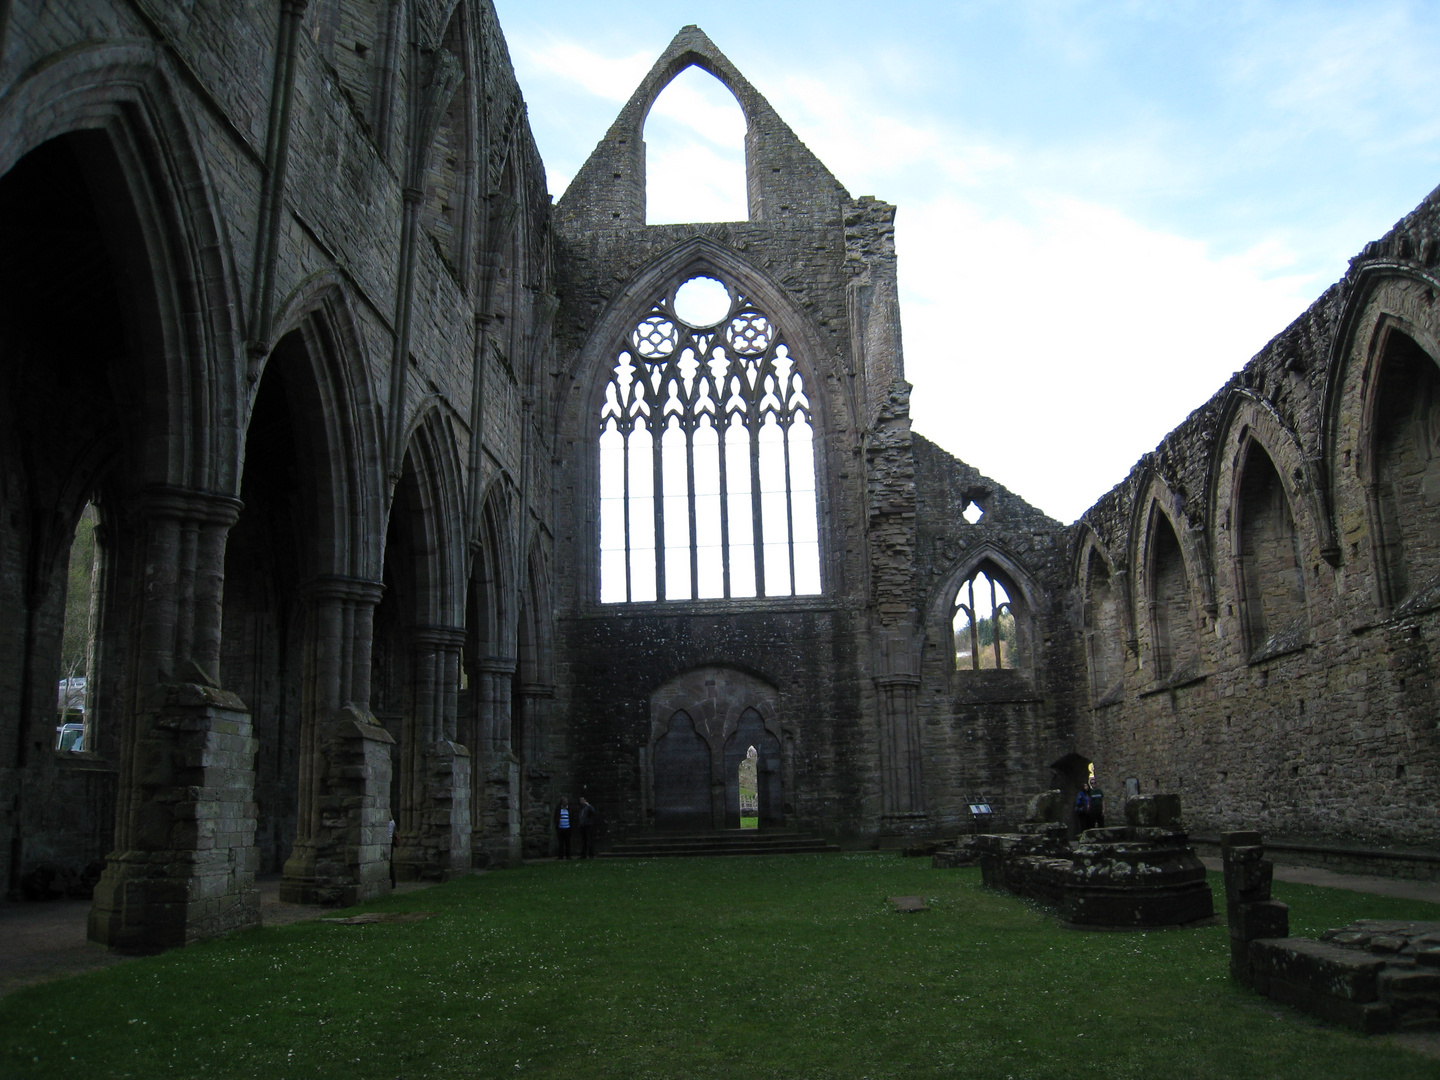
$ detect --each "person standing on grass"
[555,797,573,860]
[578,797,597,859]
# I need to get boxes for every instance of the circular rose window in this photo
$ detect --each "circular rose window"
[671,275,731,328]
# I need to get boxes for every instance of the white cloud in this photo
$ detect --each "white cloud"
[505,31,1349,522]
[897,192,1315,521]
[520,41,652,102]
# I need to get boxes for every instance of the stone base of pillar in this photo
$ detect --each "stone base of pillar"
[397,740,473,880]
[88,682,259,953]
[281,706,394,906]
[473,758,522,868]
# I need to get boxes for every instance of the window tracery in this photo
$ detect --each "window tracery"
[952,567,1016,670]
[599,276,821,602]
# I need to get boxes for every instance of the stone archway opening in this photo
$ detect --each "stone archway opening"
[738,745,758,829]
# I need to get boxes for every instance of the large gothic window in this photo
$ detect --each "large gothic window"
[599,274,821,602]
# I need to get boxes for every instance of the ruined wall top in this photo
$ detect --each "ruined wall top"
[555,26,850,232]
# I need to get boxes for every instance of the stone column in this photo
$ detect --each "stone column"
[394,626,470,881]
[470,656,519,867]
[89,488,259,953]
[280,575,389,905]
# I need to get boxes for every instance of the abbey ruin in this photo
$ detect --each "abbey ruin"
[1,1,1437,951]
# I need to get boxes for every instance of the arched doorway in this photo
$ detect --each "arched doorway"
[646,666,788,831]
[653,711,711,830]
[723,708,781,828]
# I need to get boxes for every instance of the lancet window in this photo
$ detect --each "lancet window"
[599,275,821,602]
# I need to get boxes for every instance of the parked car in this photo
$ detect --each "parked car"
[55,722,84,752]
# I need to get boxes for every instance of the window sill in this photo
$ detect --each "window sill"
[1139,661,1207,697]
[52,750,114,771]
[1092,681,1125,708]
[583,595,836,617]
[953,668,1040,704]
[1247,626,1308,665]
[1393,578,1440,621]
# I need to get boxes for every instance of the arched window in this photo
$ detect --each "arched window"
[1235,440,1306,656]
[952,567,1017,670]
[1083,548,1124,700]
[1147,510,1198,681]
[1370,329,1440,608]
[599,274,821,602]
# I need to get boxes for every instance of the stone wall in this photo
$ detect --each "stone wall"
[1073,186,1440,850]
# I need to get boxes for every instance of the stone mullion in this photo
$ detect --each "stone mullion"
[684,412,699,601]
[716,362,734,598]
[748,362,766,597]
[648,368,666,600]
[781,414,796,597]
[621,419,633,602]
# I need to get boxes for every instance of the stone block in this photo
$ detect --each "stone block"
[1228,899,1289,941]
[1250,938,1386,1003]
[1124,793,1182,827]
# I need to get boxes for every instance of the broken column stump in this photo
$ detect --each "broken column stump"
[1221,829,1289,986]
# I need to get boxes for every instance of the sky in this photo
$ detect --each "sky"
[491,0,1440,523]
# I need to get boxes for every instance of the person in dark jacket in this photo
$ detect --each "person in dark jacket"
[555,798,573,860]
[578,797,597,859]
[1075,778,1105,831]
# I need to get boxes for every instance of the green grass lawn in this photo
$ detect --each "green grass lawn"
[3,856,1438,1080]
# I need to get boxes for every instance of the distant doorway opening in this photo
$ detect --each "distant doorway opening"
[724,708,781,829]
[738,746,758,829]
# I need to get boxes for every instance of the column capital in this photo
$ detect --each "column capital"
[139,486,243,526]
[409,624,467,650]
[298,574,385,605]
[474,655,517,676]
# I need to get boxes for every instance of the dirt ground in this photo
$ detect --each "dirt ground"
[0,875,440,998]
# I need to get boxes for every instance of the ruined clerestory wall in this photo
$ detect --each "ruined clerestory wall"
[1072,191,1440,851]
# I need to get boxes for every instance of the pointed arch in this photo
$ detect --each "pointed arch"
[0,42,246,493]
[384,405,468,629]
[1137,497,1205,683]
[250,296,385,584]
[564,237,842,606]
[1322,269,1440,616]
[930,543,1042,674]
[1075,530,1126,702]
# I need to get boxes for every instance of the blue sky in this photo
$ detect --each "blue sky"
[492,0,1440,522]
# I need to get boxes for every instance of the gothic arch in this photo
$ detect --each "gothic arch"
[385,406,468,629]
[644,665,786,830]
[1074,529,1127,701]
[562,237,844,606]
[1210,404,1316,659]
[929,543,1042,674]
[0,43,244,494]
[1213,390,1330,545]
[252,299,384,584]
[1135,494,1208,683]
[1323,273,1440,615]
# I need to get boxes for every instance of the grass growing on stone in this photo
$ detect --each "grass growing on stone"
[2,856,1438,1080]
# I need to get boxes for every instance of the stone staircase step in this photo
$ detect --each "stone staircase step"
[601,831,840,858]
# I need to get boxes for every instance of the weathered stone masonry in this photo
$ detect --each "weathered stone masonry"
[4,1,1440,955]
